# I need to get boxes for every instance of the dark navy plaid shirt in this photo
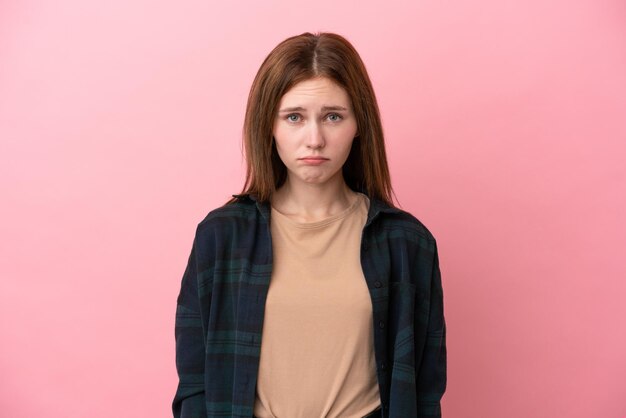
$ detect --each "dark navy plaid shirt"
[173,193,446,418]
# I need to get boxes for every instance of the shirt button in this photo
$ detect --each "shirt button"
[374,280,382,288]
[379,320,385,329]
[380,362,386,371]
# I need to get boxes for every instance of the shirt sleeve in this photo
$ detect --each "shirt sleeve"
[416,239,447,417]
[172,231,208,418]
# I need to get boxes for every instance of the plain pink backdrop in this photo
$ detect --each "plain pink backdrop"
[1,0,625,417]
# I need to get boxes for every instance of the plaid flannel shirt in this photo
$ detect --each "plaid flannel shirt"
[173,192,446,418]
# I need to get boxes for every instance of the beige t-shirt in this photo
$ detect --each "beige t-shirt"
[253,192,381,418]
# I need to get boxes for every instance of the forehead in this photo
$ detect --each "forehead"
[278,77,351,106]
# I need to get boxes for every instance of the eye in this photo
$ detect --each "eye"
[286,114,301,122]
[327,113,343,122]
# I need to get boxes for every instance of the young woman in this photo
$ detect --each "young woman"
[173,32,446,418]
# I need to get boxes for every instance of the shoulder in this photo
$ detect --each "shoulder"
[373,206,440,275]
[193,195,262,239]
[374,204,437,246]
[189,195,274,265]
[198,198,256,225]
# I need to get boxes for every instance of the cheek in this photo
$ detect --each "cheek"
[339,119,358,139]
[273,140,288,162]
[273,123,295,145]
[340,140,355,158]
[274,126,307,154]
[273,134,297,163]
[273,135,291,154]
[337,123,358,150]
[272,126,287,152]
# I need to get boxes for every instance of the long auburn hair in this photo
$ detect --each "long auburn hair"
[226,32,397,207]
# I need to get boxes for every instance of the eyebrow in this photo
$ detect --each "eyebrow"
[278,105,348,113]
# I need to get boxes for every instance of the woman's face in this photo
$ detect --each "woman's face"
[272,76,358,189]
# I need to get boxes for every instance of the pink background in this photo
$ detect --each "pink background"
[1,0,625,417]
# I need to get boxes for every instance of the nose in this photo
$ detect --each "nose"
[305,121,325,149]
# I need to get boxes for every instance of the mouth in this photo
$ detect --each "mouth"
[299,156,329,165]
[299,157,329,161]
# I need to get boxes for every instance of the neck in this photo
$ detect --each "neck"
[271,174,359,222]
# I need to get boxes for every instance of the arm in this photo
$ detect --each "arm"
[416,239,447,417]
[172,232,207,418]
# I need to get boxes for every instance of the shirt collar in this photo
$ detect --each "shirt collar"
[232,192,402,226]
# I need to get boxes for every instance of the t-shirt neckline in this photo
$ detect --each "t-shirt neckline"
[270,192,365,229]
